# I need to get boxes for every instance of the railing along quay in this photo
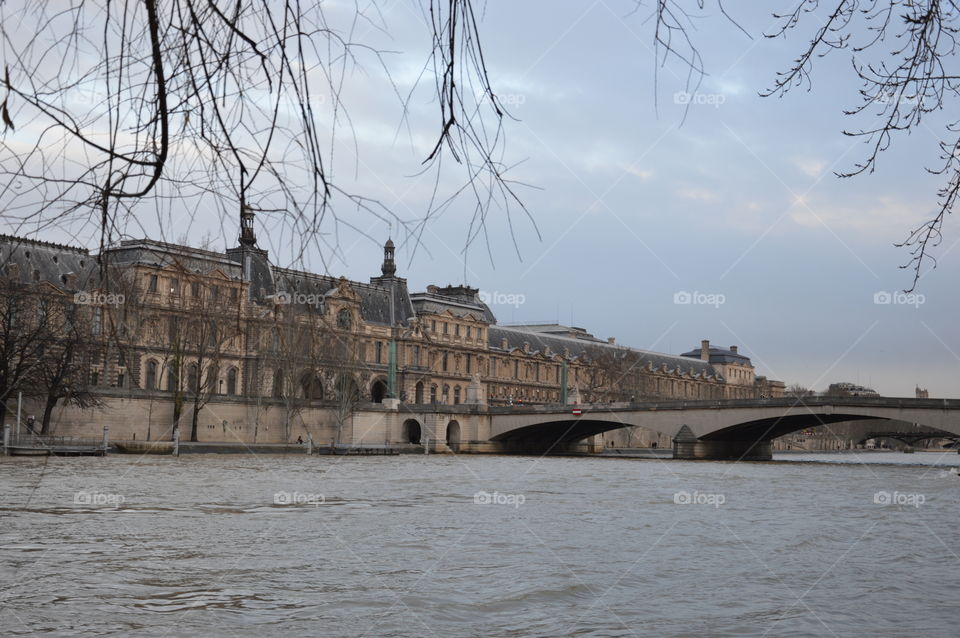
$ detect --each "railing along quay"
[2,426,109,456]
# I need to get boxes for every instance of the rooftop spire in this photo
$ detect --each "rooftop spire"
[381,237,396,277]
[239,204,257,246]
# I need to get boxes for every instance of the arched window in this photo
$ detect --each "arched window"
[273,368,284,398]
[226,368,238,396]
[442,384,450,404]
[453,386,461,404]
[430,384,438,403]
[371,379,388,403]
[300,373,323,400]
[415,382,424,404]
[145,360,158,390]
[187,363,199,394]
[337,309,352,329]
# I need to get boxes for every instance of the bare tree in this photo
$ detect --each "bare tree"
[642,1,960,289]
[785,383,814,399]
[265,304,318,442]
[0,274,55,427]
[32,294,101,434]
[0,1,527,270]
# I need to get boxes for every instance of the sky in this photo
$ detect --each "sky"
[3,0,958,397]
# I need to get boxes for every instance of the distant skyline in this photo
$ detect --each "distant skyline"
[3,1,958,397]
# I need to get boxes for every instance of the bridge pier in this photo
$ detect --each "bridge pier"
[672,437,772,461]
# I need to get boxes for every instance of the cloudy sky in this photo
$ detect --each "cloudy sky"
[4,1,958,397]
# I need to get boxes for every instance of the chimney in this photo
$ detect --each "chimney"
[730,345,738,354]
[607,337,616,345]
[501,337,508,350]
[700,339,710,361]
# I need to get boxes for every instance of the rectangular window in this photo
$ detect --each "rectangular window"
[170,278,180,295]
[191,281,200,297]
[92,307,102,335]
[489,358,497,376]
[230,287,238,301]
[375,341,383,364]
[455,324,460,337]
[413,346,420,366]
[443,322,448,335]
[514,360,519,379]
[148,274,158,292]
[212,285,220,300]
[431,320,436,332]
[466,354,471,374]
[466,326,472,338]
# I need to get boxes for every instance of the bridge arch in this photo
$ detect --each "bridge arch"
[488,398,960,458]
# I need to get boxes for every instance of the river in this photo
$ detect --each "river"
[1,452,958,637]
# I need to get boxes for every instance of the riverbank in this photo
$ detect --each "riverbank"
[112,441,400,455]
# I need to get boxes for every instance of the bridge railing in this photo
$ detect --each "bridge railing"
[486,396,960,414]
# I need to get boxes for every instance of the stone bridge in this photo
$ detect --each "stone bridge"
[480,396,960,459]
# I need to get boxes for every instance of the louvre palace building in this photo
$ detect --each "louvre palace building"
[0,210,783,448]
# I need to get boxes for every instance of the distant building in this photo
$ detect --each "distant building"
[825,382,880,397]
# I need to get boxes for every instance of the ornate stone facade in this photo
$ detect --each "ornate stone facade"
[0,223,782,442]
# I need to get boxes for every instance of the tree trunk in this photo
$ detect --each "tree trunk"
[190,398,200,442]
[172,394,183,441]
[40,395,58,435]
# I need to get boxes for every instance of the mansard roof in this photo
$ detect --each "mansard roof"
[0,235,98,291]
[488,325,720,378]
[410,289,497,323]
[105,239,243,277]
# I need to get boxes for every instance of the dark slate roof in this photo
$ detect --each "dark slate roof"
[271,268,415,327]
[410,291,497,323]
[0,234,98,291]
[107,239,243,278]
[680,346,752,365]
[489,325,720,378]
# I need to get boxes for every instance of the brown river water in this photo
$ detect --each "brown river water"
[1,452,958,637]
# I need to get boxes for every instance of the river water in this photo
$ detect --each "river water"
[1,452,958,637]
